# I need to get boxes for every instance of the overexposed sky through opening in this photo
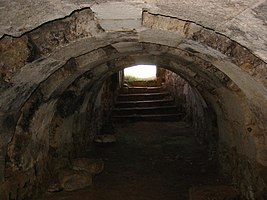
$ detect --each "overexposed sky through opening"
[124,65,157,79]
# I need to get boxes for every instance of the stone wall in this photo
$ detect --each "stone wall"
[219,143,267,200]
[0,74,119,199]
[91,74,119,137]
[164,70,187,111]
[213,88,267,200]
[164,69,267,199]
[165,70,217,149]
[49,73,119,174]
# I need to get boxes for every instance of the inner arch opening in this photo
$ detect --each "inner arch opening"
[59,65,223,200]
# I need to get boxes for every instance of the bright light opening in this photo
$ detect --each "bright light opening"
[124,65,157,81]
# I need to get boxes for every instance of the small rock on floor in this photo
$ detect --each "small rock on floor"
[72,158,104,174]
[94,134,116,144]
[59,169,93,192]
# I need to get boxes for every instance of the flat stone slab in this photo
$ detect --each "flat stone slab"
[59,169,93,192]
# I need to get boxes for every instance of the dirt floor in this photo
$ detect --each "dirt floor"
[42,121,226,200]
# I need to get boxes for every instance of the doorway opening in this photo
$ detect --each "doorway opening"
[123,65,160,87]
[124,65,157,81]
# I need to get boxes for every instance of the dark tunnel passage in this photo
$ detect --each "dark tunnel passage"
[0,5,267,200]
[38,65,224,200]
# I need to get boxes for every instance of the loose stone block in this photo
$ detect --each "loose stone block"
[72,158,104,174]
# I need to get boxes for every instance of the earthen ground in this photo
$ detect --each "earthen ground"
[41,121,228,200]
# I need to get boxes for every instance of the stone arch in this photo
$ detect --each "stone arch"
[0,5,266,199]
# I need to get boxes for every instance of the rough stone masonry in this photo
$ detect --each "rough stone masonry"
[0,0,266,199]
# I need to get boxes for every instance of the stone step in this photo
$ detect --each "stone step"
[112,106,180,115]
[124,80,162,87]
[121,86,165,94]
[112,86,184,122]
[117,92,170,101]
[112,113,184,122]
[115,99,175,108]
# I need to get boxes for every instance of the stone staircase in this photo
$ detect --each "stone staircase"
[112,86,184,122]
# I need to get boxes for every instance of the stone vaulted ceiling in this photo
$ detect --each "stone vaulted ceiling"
[0,0,266,61]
